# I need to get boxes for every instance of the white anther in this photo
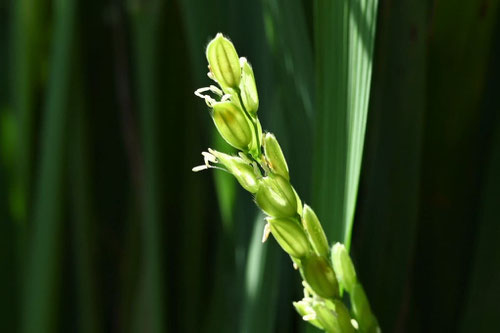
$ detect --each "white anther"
[262,223,271,243]
[351,319,359,330]
[192,165,208,172]
[202,151,217,164]
[221,94,232,102]
[194,87,217,107]
[303,313,317,321]
[207,71,216,82]
[293,262,299,270]
[209,85,223,96]
[197,149,231,174]
[194,87,211,98]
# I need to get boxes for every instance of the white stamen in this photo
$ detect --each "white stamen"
[209,85,223,96]
[194,87,217,107]
[202,151,218,163]
[303,314,316,321]
[351,319,359,330]
[207,71,216,82]
[194,87,211,98]
[261,223,271,243]
[293,262,299,270]
[192,165,208,172]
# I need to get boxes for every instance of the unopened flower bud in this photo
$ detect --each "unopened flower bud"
[302,205,329,258]
[256,175,297,218]
[208,150,259,193]
[263,133,289,180]
[331,242,357,293]
[313,300,355,333]
[302,255,339,299]
[206,33,241,89]
[239,58,259,115]
[267,217,310,258]
[351,283,379,332]
[211,101,253,151]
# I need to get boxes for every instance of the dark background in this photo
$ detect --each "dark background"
[0,0,499,332]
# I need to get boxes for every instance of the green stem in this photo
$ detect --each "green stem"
[236,89,262,161]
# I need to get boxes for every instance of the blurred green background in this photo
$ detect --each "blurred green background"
[1,0,499,332]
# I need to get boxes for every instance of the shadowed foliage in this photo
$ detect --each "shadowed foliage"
[0,0,499,332]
